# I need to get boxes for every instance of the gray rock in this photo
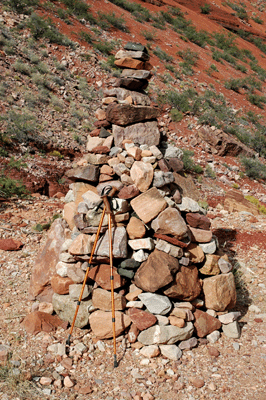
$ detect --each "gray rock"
[218,311,241,324]
[133,250,149,262]
[159,345,182,360]
[218,258,233,273]
[117,268,134,279]
[120,259,140,270]
[233,342,240,351]
[124,42,147,52]
[177,197,201,213]
[52,293,92,328]
[74,343,87,354]
[69,284,92,300]
[82,190,102,209]
[138,293,172,315]
[59,252,75,263]
[66,165,99,182]
[65,190,74,203]
[153,171,175,188]
[163,145,183,159]
[222,321,241,339]
[77,202,89,214]
[115,49,149,61]
[178,337,198,350]
[138,322,194,345]
[104,87,151,106]
[113,121,160,148]
[113,163,130,177]
[95,227,128,258]
[155,239,183,258]
[199,239,217,254]
[207,330,221,344]
[156,315,169,326]
[121,69,151,79]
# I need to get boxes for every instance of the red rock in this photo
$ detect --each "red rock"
[203,273,236,311]
[193,309,222,338]
[106,103,159,126]
[77,385,93,394]
[126,217,146,239]
[95,108,106,121]
[186,213,211,230]
[163,265,202,301]
[114,57,152,70]
[128,323,139,343]
[190,377,205,388]
[158,159,171,172]
[130,187,167,224]
[167,158,184,172]
[118,185,140,199]
[189,227,212,243]
[61,358,73,370]
[51,275,74,295]
[0,238,23,251]
[89,310,131,339]
[91,146,110,154]
[128,308,157,330]
[134,249,179,292]
[153,233,189,248]
[21,311,67,335]
[151,207,188,240]
[90,128,100,137]
[94,120,111,128]
[88,264,125,290]
[208,347,220,357]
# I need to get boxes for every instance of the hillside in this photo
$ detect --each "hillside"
[0,1,266,400]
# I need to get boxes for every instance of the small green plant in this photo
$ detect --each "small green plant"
[245,195,266,214]
[49,150,64,159]
[6,156,27,170]
[198,199,209,210]
[93,40,115,55]
[251,16,263,24]
[79,31,93,44]
[247,93,266,108]
[141,29,157,41]
[13,60,32,76]
[205,164,216,179]
[182,149,203,173]
[97,12,129,32]
[170,109,183,122]
[153,47,173,62]
[0,174,29,199]
[200,3,211,14]
[240,157,266,180]
[4,0,39,14]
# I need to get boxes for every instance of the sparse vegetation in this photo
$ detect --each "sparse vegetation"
[182,149,203,173]
[153,47,173,62]
[97,12,129,32]
[200,3,211,14]
[241,157,266,180]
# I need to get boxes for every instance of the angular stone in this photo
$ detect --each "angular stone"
[115,77,148,91]
[113,163,130,177]
[52,293,92,328]
[120,260,141,270]
[170,308,187,320]
[139,345,160,358]
[128,238,154,251]
[163,144,183,159]
[71,182,98,206]
[68,283,91,300]
[224,190,259,215]
[167,158,184,172]
[128,324,139,343]
[177,197,201,213]
[56,261,70,277]
[128,308,157,330]
[97,180,123,195]
[189,227,212,243]
[138,322,194,345]
[95,108,106,120]
[63,202,76,231]
[218,258,233,274]
[187,243,205,263]
[114,57,152,70]
[88,264,125,290]
[67,265,85,283]
[21,311,66,335]
[86,136,104,152]
[199,239,217,254]
[0,238,23,251]
[206,330,221,343]
[199,254,220,275]
[95,227,128,258]
[113,121,160,147]
[118,185,140,199]
[29,219,67,299]
[82,191,102,209]
[159,345,182,360]
[104,87,151,106]
[173,173,201,201]
[155,239,183,258]
[134,250,179,293]
[222,321,241,338]
[127,146,142,161]
[218,311,241,324]
[133,250,149,262]
[151,208,188,240]
[130,161,153,192]
[121,69,151,79]
[126,300,143,308]
[131,187,167,224]
[194,309,222,338]
[124,42,148,52]
[38,302,53,315]
[126,217,146,239]
[168,316,185,328]
[186,213,211,230]
[106,104,159,126]
[163,265,202,301]
[65,165,99,182]
[51,275,74,295]
[115,49,149,61]
[92,288,126,311]
[138,293,172,316]
[203,273,236,312]
[68,234,93,255]
[179,337,198,350]
[86,208,108,227]
[153,171,175,188]
[117,268,134,279]
[89,310,131,339]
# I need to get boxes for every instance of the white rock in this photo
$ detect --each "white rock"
[222,321,241,339]
[159,345,182,360]
[126,301,143,308]
[140,345,160,358]
[199,239,217,254]
[82,190,101,209]
[149,145,163,160]
[133,250,149,262]
[177,197,201,213]
[65,190,74,203]
[74,342,87,354]
[155,315,169,326]
[218,311,241,324]
[56,261,69,277]
[128,238,155,251]
[207,330,220,344]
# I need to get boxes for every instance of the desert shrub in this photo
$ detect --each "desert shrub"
[93,40,115,55]
[79,31,93,44]
[250,61,266,81]
[200,3,211,14]
[0,175,29,198]
[13,60,32,76]
[141,29,157,41]
[205,165,216,179]
[251,16,263,24]
[108,0,151,21]
[60,0,95,22]
[153,47,173,62]
[3,110,37,143]
[4,0,39,13]
[97,12,129,32]
[247,93,266,108]
[170,109,183,122]
[240,157,266,180]
[182,149,203,173]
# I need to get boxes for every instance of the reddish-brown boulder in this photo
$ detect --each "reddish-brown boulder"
[193,309,222,338]
[203,273,237,311]
[21,311,67,335]
[163,265,202,301]
[114,57,152,70]
[106,103,159,126]
[0,238,23,251]
[51,275,74,295]
[118,185,140,199]
[126,216,146,239]
[89,310,131,339]
[127,308,157,331]
[88,264,125,290]
[186,213,211,230]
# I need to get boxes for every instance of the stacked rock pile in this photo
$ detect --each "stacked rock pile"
[29,43,241,361]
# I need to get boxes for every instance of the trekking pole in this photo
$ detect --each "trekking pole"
[102,192,118,368]
[66,186,117,347]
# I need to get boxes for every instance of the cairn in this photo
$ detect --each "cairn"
[28,43,240,360]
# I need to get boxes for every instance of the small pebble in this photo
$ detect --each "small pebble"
[233,342,240,351]
[64,376,74,388]
[208,382,217,391]
[190,377,205,388]
[208,347,220,357]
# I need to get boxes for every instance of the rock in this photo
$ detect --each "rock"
[168,316,185,328]
[177,197,201,213]
[117,268,134,279]
[170,308,187,320]
[40,377,53,386]
[193,309,222,338]
[92,288,126,311]
[86,136,104,152]
[186,243,205,263]
[139,345,160,358]
[190,377,205,388]
[218,258,233,274]
[38,302,53,315]
[127,146,142,161]
[121,68,151,79]
[106,104,159,126]
[155,239,183,258]
[126,288,143,301]
[126,217,146,239]
[199,239,217,254]
[133,250,149,262]
[138,322,194,345]
[138,293,172,316]
[115,49,149,61]
[128,308,157,330]
[131,187,167,224]
[203,273,236,312]
[82,190,102,209]
[52,293,92,328]
[95,108,106,121]
[114,57,152,70]
[67,265,85,283]
[159,345,182,360]
[167,158,184,172]
[118,185,140,200]
[208,347,220,357]
[64,376,74,388]
[156,315,169,326]
[163,265,202,301]
[89,310,131,339]
[207,330,220,344]
[224,190,259,215]
[29,219,67,299]
[95,227,128,258]
[128,324,139,343]
[222,321,241,338]
[153,171,175,188]
[88,264,125,290]
[130,161,154,192]
[104,87,151,106]
[65,165,99,182]
[113,163,130,176]
[199,254,220,275]
[128,238,155,251]
[151,208,188,240]
[68,234,93,255]
[59,252,75,263]
[72,182,98,206]
[186,213,211,230]
[162,144,183,159]
[189,227,212,243]
[179,337,198,350]
[218,311,241,324]
[69,284,92,300]
[173,173,201,201]
[113,121,160,148]
[134,250,179,293]
[121,259,140,270]
[51,275,74,295]
[97,180,124,196]
[21,311,66,335]
[0,238,23,251]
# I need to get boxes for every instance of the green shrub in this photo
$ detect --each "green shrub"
[0,174,29,199]
[200,3,211,14]
[108,0,151,22]
[4,0,39,14]
[247,93,266,108]
[141,29,157,41]
[153,47,173,62]
[182,149,203,173]
[241,157,266,180]
[60,0,96,22]
[79,31,93,44]
[170,109,183,122]
[93,40,115,55]
[13,60,32,76]
[205,165,216,179]
[97,12,129,32]
[3,110,37,144]
[251,16,263,25]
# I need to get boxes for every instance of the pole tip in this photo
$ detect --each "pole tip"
[114,355,118,368]
[66,334,71,347]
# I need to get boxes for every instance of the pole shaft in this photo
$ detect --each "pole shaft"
[109,214,117,364]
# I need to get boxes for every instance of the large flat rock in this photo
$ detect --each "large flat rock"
[113,120,160,147]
